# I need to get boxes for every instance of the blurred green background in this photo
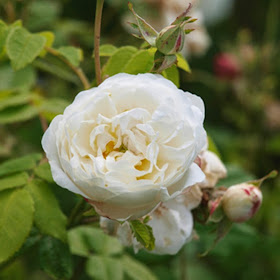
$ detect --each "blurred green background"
[0,0,279,279]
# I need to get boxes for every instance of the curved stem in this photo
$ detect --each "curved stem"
[94,0,104,85]
[45,46,90,90]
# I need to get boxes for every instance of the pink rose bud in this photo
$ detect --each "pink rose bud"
[213,53,241,80]
[222,183,262,223]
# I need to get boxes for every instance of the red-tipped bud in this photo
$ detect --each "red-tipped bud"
[213,53,241,80]
[222,183,262,223]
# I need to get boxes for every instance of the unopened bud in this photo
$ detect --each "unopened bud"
[222,183,262,223]
[156,25,185,55]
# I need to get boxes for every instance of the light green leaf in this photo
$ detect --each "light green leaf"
[176,53,191,73]
[57,46,83,67]
[207,135,221,158]
[99,44,118,57]
[6,27,46,70]
[0,104,38,124]
[0,92,31,111]
[124,50,154,74]
[86,256,123,280]
[0,188,34,263]
[38,31,55,57]
[162,65,179,87]
[34,162,54,183]
[0,153,42,178]
[0,21,7,54]
[39,236,73,280]
[102,46,138,77]
[130,220,155,251]
[0,64,36,91]
[27,179,67,241]
[68,226,123,257]
[0,172,29,192]
[121,255,157,280]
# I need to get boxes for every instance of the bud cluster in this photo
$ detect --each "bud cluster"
[128,2,197,72]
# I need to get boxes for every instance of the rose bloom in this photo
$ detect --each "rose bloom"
[42,73,206,220]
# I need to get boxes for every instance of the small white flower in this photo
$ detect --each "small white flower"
[42,73,206,220]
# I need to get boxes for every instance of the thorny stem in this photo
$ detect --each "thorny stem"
[45,46,91,90]
[94,0,104,85]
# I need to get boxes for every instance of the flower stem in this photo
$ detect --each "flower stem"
[94,0,104,85]
[45,46,91,90]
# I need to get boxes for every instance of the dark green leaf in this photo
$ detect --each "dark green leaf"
[39,236,73,280]
[68,226,123,257]
[130,220,155,251]
[0,153,42,178]
[86,256,123,280]
[0,172,29,192]
[0,188,34,263]
[27,179,67,241]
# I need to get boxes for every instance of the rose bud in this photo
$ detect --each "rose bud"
[222,183,262,223]
[156,25,185,55]
[213,53,241,80]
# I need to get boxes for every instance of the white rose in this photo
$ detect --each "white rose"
[42,73,206,220]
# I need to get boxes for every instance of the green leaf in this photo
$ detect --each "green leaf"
[0,188,34,263]
[162,65,179,87]
[207,135,221,159]
[0,153,42,178]
[38,31,55,56]
[130,220,155,251]
[57,46,83,67]
[6,27,46,70]
[68,226,123,257]
[86,256,123,280]
[124,50,154,74]
[152,51,177,73]
[0,92,31,111]
[0,172,29,192]
[27,179,67,241]
[39,236,73,280]
[121,255,157,280]
[0,104,38,124]
[34,162,54,183]
[0,64,36,91]
[98,44,118,57]
[0,21,8,54]
[102,46,138,77]
[176,53,191,73]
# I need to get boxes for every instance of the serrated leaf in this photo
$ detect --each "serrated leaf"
[68,226,123,257]
[102,46,138,77]
[121,255,157,280]
[0,64,36,91]
[124,50,154,74]
[86,256,123,280]
[34,162,54,183]
[27,179,67,241]
[38,31,55,57]
[98,44,118,57]
[176,53,191,73]
[0,104,38,124]
[0,188,34,263]
[130,220,155,251]
[162,65,179,87]
[39,236,73,280]
[57,46,83,67]
[0,172,29,192]
[0,92,31,111]
[0,153,42,178]
[6,27,46,70]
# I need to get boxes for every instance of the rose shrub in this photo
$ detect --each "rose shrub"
[42,73,206,220]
